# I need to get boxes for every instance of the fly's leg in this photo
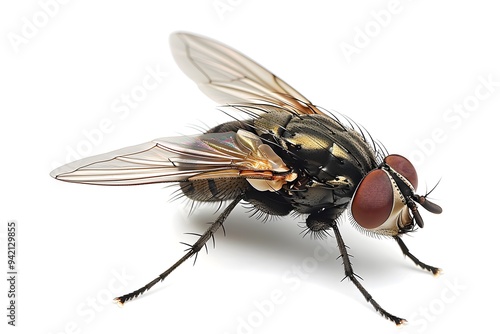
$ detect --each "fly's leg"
[115,194,242,304]
[394,236,441,276]
[331,223,406,325]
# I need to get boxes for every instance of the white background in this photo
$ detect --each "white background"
[2,1,499,333]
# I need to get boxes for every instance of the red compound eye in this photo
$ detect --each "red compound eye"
[384,154,418,190]
[351,169,394,229]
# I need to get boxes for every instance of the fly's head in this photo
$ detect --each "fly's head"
[350,154,442,237]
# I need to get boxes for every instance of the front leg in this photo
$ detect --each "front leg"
[306,209,406,324]
[394,236,441,275]
[330,222,406,325]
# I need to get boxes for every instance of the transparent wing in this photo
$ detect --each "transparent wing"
[170,32,324,115]
[50,130,294,187]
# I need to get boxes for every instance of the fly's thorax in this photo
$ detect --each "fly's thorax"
[285,185,352,215]
[253,110,293,138]
[249,113,378,216]
[280,115,378,196]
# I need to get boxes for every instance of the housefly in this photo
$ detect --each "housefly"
[50,32,442,325]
